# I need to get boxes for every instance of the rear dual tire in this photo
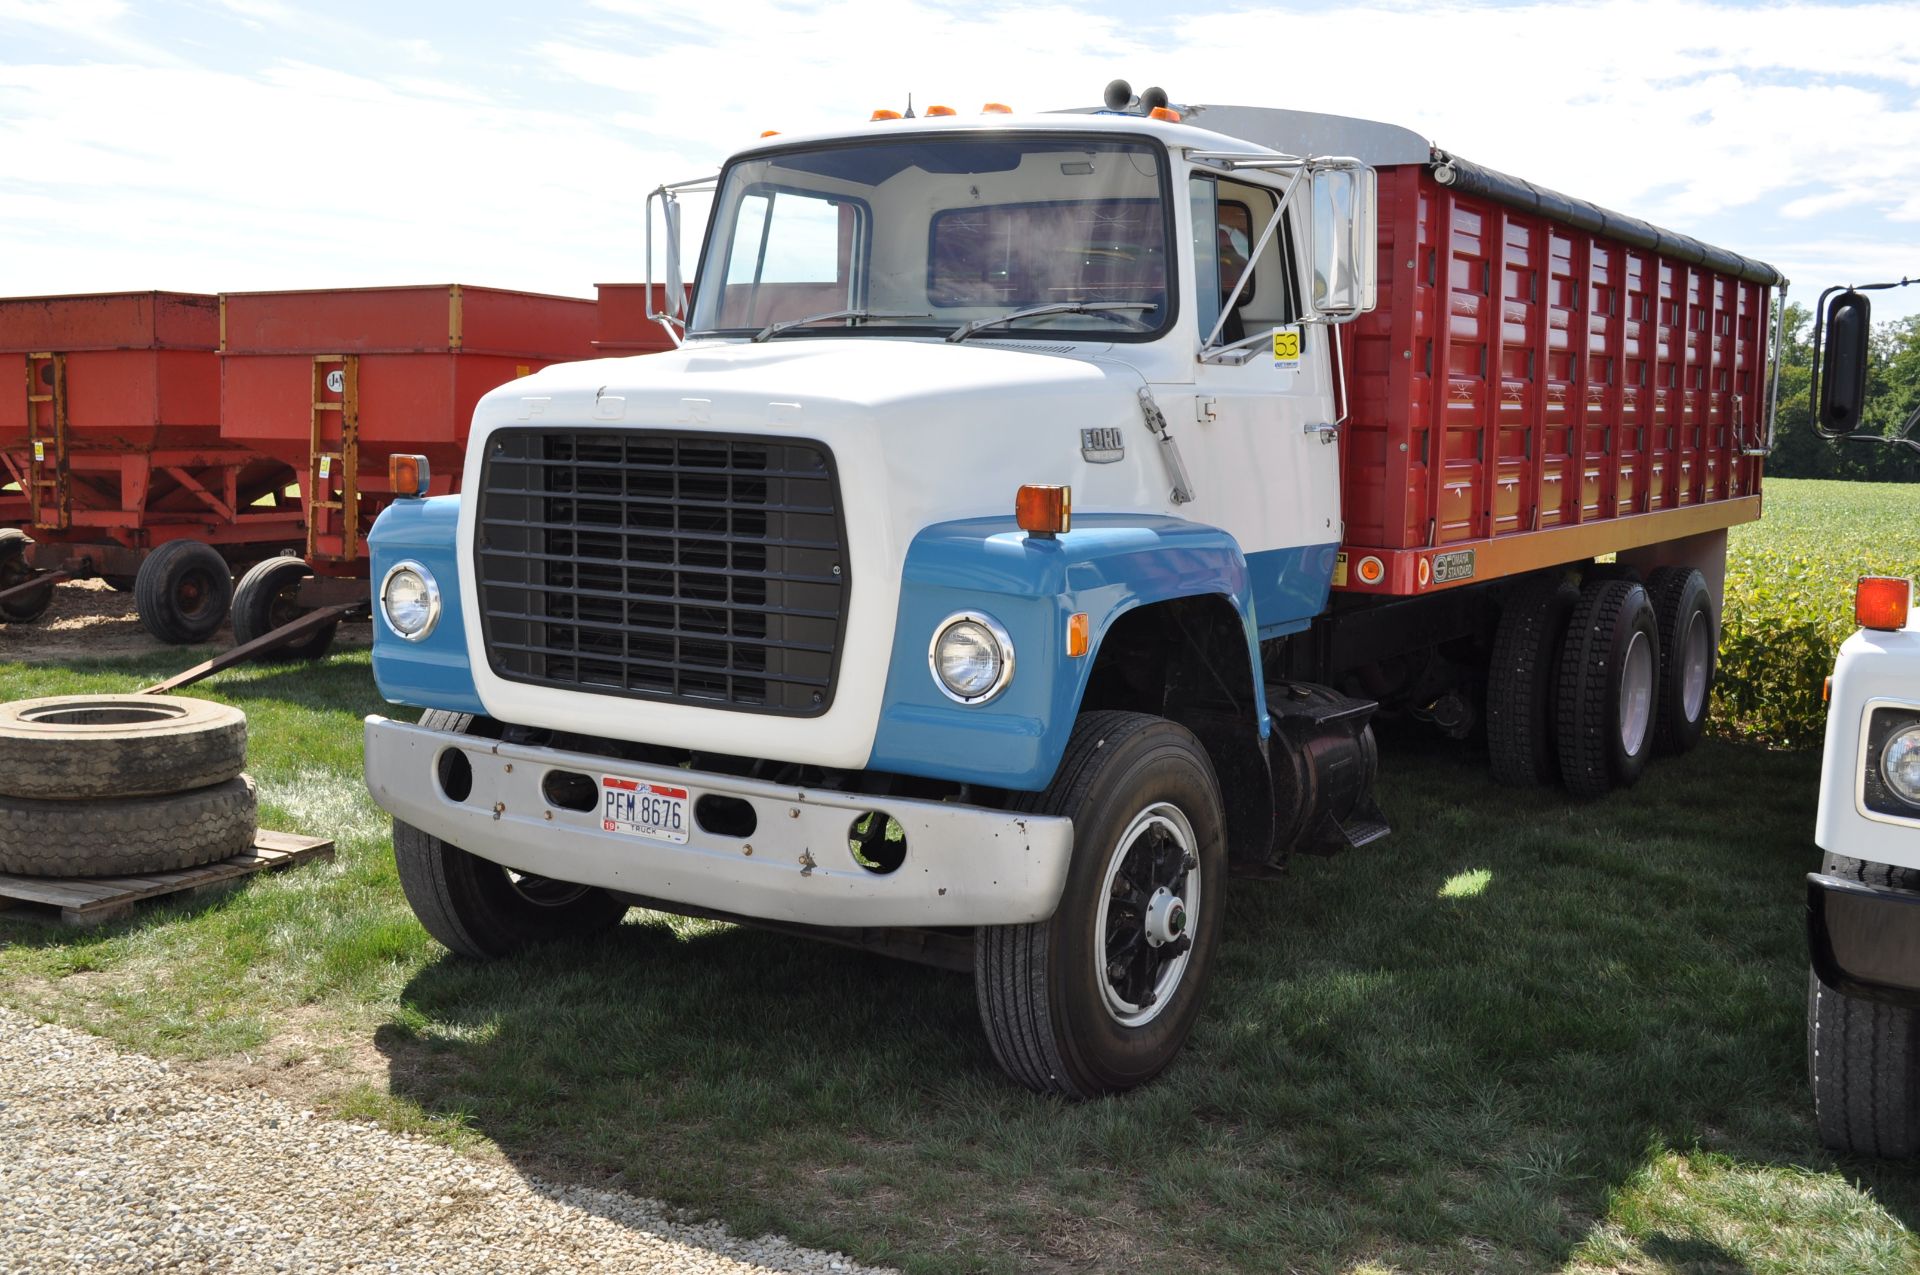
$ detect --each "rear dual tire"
[1555,578,1660,799]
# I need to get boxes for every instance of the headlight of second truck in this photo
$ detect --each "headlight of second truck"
[1885,723,1920,808]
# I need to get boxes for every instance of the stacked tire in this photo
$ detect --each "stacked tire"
[1486,563,1718,797]
[0,695,256,877]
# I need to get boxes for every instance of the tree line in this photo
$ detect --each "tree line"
[1768,301,1920,482]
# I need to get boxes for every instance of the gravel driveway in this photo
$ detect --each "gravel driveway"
[0,1008,892,1274]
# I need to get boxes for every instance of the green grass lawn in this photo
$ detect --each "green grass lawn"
[2,479,1918,1272]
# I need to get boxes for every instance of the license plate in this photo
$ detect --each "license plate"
[601,776,689,844]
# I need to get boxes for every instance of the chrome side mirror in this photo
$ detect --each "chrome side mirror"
[1307,165,1378,322]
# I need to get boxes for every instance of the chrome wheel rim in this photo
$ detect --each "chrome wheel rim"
[1094,802,1199,1028]
[1620,629,1655,756]
[1680,611,1711,721]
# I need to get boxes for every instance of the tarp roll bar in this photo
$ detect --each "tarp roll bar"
[1429,150,1787,289]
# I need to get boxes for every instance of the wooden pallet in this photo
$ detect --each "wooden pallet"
[0,830,334,927]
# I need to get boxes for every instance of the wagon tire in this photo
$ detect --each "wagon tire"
[1809,853,1920,1159]
[0,775,256,877]
[0,693,246,799]
[392,709,629,959]
[0,528,54,624]
[232,556,337,661]
[975,710,1226,1098]
[1486,572,1578,787]
[1647,566,1716,754]
[135,540,233,645]
[1555,578,1660,799]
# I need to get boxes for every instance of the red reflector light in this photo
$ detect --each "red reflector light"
[389,453,430,498]
[1857,576,1912,631]
[1016,484,1071,537]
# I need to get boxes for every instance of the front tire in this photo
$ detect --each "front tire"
[1809,853,1920,1159]
[975,711,1227,1098]
[392,709,628,959]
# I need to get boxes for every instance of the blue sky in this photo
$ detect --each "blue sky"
[3,0,1917,322]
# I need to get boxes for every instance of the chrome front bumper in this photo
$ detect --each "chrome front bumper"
[362,716,1075,928]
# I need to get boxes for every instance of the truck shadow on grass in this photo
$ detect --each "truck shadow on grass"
[372,739,1920,1275]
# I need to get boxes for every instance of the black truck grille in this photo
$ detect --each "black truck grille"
[475,429,848,715]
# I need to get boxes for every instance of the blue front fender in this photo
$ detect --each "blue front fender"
[367,495,484,716]
[867,514,1278,791]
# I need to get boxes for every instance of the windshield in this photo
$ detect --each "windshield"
[688,135,1174,341]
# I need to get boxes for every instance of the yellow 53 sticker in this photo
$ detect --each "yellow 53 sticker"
[1272,325,1302,369]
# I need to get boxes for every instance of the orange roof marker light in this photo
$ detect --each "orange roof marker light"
[981,102,1013,115]
[1148,106,1182,122]
[1857,576,1913,632]
[871,109,902,121]
[1015,484,1071,538]
[926,104,956,117]
[760,129,781,138]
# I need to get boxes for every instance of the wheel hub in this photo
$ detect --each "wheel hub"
[1095,804,1201,1028]
[1681,611,1711,720]
[1619,629,1654,756]
[1144,887,1188,947]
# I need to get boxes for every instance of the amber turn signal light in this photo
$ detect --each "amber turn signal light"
[1066,612,1090,658]
[1857,576,1913,631]
[389,453,431,498]
[1016,484,1070,537]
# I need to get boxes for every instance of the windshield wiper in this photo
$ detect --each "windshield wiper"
[946,301,1158,344]
[752,309,930,343]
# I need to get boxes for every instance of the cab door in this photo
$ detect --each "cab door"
[1181,174,1343,637]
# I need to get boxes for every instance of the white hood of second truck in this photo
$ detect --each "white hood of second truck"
[455,336,1176,768]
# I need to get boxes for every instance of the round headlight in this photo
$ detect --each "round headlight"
[1884,725,1920,807]
[380,561,441,642]
[930,613,1014,704]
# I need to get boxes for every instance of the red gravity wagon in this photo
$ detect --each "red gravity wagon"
[0,291,304,642]
[215,284,600,659]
